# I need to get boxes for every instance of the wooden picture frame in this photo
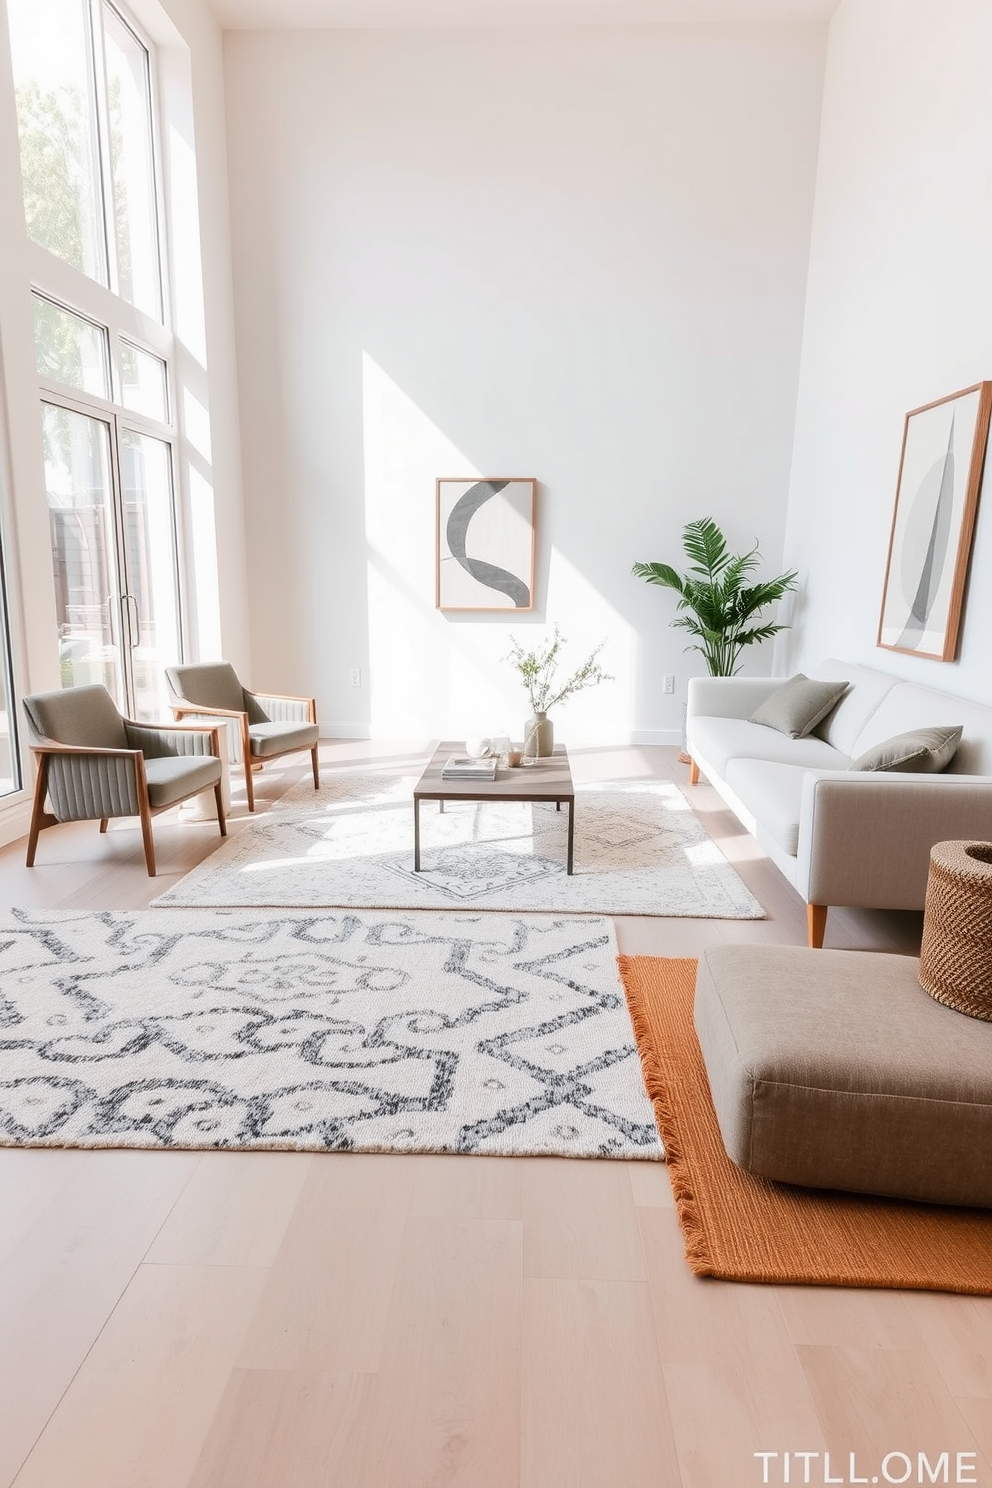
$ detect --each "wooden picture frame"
[877,381,992,661]
[436,478,536,612]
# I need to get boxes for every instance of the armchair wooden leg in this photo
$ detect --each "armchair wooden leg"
[138,802,157,877]
[25,761,53,868]
[688,758,700,785]
[214,782,227,836]
[240,716,256,812]
[311,743,320,791]
[807,903,827,949]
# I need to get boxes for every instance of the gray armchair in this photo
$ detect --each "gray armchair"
[22,685,226,876]
[165,662,319,812]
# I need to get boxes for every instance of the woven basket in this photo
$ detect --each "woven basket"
[919,840,992,1022]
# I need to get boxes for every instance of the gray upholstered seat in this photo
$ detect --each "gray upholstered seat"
[165,661,319,812]
[694,943,992,1207]
[22,685,226,876]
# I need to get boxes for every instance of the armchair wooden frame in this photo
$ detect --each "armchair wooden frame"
[171,691,319,812]
[27,722,227,877]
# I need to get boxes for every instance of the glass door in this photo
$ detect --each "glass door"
[119,427,181,720]
[42,400,125,706]
[41,399,181,720]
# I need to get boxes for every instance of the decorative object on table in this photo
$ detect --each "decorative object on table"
[617,954,992,1293]
[152,768,763,920]
[463,735,494,759]
[436,477,536,611]
[632,517,798,678]
[0,907,661,1161]
[491,733,511,766]
[918,840,992,1022]
[524,713,553,759]
[878,382,992,663]
[506,625,612,758]
[441,754,498,781]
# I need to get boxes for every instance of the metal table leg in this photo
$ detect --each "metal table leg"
[566,799,574,875]
[414,797,421,871]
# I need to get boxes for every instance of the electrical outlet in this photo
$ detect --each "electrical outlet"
[663,674,675,695]
[349,668,361,688]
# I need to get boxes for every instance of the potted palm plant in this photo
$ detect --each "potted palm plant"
[632,517,798,677]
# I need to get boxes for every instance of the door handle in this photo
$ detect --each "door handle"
[123,593,140,648]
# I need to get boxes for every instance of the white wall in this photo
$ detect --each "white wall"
[782,0,992,702]
[224,23,825,743]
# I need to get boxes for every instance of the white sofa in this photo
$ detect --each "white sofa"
[685,658,992,947]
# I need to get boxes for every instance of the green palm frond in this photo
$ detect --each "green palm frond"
[680,518,731,578]
[630,561,685,594]
[632,518,798,676]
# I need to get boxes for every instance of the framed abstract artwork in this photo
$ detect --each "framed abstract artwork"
[436,478,536,612]
[877,382,992,661]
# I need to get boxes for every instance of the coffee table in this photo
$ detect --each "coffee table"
[413,742,575,874]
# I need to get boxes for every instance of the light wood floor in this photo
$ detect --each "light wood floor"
[1,743,988,1488]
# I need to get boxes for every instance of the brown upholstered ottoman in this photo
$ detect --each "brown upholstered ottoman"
[694,945,992,1208]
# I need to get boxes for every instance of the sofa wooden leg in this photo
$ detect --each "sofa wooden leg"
[311,744,320,791]
[214,783,227,837]
[688,758,700,786]
[807,903,827,949]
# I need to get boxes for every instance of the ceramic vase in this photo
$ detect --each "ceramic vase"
[523,712,553,758]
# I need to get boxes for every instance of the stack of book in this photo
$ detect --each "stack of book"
[441,754,498,780]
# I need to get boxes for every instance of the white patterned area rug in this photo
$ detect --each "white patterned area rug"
[153,772,763,919]
[0,907,663,1160]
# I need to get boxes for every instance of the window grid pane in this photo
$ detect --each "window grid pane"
[102,3,162,320]
[8,0,109,286]
[120,339,168,422]
[33,294,111,399]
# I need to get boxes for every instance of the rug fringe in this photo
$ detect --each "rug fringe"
[617,955,992,1294]
[617,955,714,1276]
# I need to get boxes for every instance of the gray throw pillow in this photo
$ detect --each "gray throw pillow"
[749,674,850,739]
[850,726,963,773]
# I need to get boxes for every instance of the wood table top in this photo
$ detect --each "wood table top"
[414,742,574,801]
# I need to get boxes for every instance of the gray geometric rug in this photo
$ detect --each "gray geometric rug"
[0,908,663,1160]
[153,771,763,919]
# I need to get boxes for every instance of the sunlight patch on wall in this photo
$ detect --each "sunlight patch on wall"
[532,549,633,742]
[182,385,212,465]
[186,464,222,659]
[361,352,636,741]
[165,118,206,365]
[362,350,478,735]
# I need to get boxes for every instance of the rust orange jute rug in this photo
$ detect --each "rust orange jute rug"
[617,955,992,1295]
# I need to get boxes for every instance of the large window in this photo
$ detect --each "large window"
[9,0,184,724]
[9,0,163,319]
